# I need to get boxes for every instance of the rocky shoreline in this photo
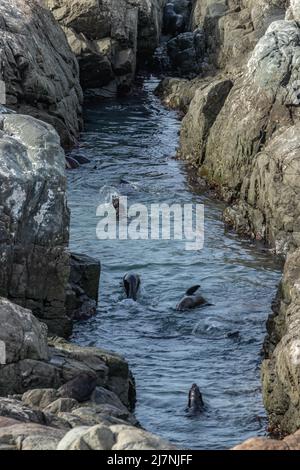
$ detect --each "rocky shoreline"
[1,0,300,451]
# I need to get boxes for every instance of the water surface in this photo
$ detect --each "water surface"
[68,76,281,450]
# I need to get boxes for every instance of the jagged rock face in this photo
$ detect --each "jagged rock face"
[176,19,300,254]
[130,0,166,59]
[163,0,193,36]
[166,29,206,76]
[66,253,101,321]
[287,0,300,21]
[47,0,165,97]
[179,78,233,164]
[191,0,287,72]
[0,0,83,148]
[0,298,49,366]
[261,248,300,434]
[203,19,300,253]
[224,124,300,253]
[0,114,71,337]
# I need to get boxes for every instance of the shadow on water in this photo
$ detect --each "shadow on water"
[68,75,282,450]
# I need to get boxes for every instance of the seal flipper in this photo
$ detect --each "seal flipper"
[185,285,201,296]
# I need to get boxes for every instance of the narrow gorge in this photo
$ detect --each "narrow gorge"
[0,0,300,452]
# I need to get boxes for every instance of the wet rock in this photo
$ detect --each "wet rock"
[0,115,71,337]
[47,0,165,95]
[166,29,206,76]
[71,155,91,165]
[66,253,101,321]
[155,77,205,112]
[0,0,82,147]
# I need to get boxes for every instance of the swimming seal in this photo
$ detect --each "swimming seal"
[112,196,120,219]
[65,156,80,169]
[123,273,141,301]
[176,285,208,311]
[188,383,204,413]
[58,371,97,403]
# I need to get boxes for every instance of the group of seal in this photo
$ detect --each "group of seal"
[123,273,209,312]
[122,274,207,413]
[57,279,206,414]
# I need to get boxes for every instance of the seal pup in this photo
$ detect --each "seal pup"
[58,371,97,403]
[123,273,141,301]
[176,285,208,311]
[187,383,204,413]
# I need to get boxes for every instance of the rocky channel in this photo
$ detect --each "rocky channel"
[158,0,300,443]
[0,0,300,451]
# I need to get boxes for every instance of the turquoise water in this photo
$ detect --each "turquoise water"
[67,76,281,450]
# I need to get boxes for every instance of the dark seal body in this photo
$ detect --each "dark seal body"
[188,383,204,413]
[123,273,141,301]
[58,371,97,403]
[176,286,208,311]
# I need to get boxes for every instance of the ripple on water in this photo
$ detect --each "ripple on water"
[68,75,282,450]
